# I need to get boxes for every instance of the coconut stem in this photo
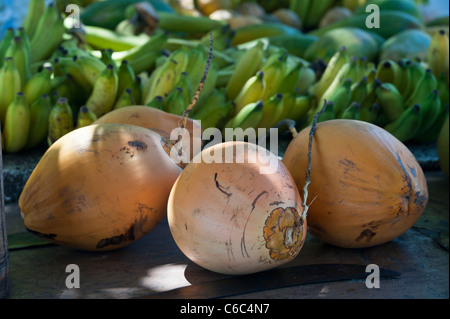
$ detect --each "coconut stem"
[302,99,327,220]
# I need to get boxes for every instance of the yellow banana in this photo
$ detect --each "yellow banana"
[47,97,74,146]
[225,41,264,101]
[375,60,402,88]
[318,56,355,106]
[384,104,422,143]
[375,79,405,122]
[259,93,284,129]
[2,92,30,153]
[26,93,52,149]
[76,105,98,129]
[113,88,135,110]
[23,66,53,106]
[163,87,186,116]
[225,100,264,131]
[260,54,288,102]
[0,57,22,125]
[73,53,107,87]
[427,29,449,79]
[22,0,45,40]
[233,70,265,115]
[86,64,119,117]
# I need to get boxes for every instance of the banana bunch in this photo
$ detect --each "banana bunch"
[306,45,450,144]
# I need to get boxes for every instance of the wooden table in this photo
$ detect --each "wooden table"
[3,170,448,300]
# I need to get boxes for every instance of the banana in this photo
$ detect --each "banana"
[144,46,190,104]
[375,79,404,122]
[86,64,119,117]
[22,0,45,40]
[76,105,98,129]
[233,70,265,115]
[117,60,136,98]
[131,75,142,105]
[384,104,422,143]
[397,59,411,97]
[73,54,107,87]
[279,62,303,94]
[111,31,168,74]
[201,25,234,52]
[0,57,22,125]
[84,25,146,52]
[304,0,335,30]
[296,66,317,94]
[192,88,233,131]
[0,28,15,68]
[53,57,93,94]
[281,92,313,123]
[414,90,442,138]
[360,102,381,124]
[259,93,285,129]
[2,92,30,153]
[175,72,193,107]
[163,87,186,116]
[437,72,450,106]
[403,61,426,100]
[225,100,264,131]
[340,102,361,120]
[309,46,349,99]
[25,93,52,149]
[23,66,53,106]
[225,41,264,101]
[47,97,74,146]
[405,68,438,108]
[157,11,226,34]
[100,49,117,71]
[415,103,449,143]
[328,78,353,117]
[375,60,402,88]
[29,3,65,63]
[317,100,335,123]
[184,45,207,95]
[113,88,135,110]
[350,75,368,105]
[5,36,31,85]
[427,29,449,79]
[289,0,311,28]
[231,23,302,46]
[146,95,164,110]
[260,54,288,102]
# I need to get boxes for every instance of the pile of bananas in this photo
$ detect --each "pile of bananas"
[0,0,449,154]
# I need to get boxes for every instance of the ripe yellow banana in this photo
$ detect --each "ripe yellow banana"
[0,57,22,125]
[23,66,53,106]
[427,29,449,79]
[47,97,74,146]
[225,41,264,101]
[260,54,288,102]
[26,93,52,149]
[233,70,265,115]
[76,105,98,129]
[86,64,119,117]
[2,92,30,153]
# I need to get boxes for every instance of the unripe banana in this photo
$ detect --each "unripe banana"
[185,45,207,93]
[340,102,361,120]
[192,88,233,131]
[405,68,437,108]
[76,105,97,129]
[225,100,264,131]
[360,102,381,124]
[113,88,135,110]
[100,49,117,71]
[403,61,426,100]
[23,66,53,106]
[2,92,30,153]
[117,60,135,98]
[414,90,442,138]
[296,66,317,94]
[0,57,22,125]
[318,56,355,106]
[86,64,119,117]
[375,60,402,89]
[415,103,449,143]
[47,97,74,146]
[73,54,107,87]
[164,87,186,116]
[226,41,264,100]
[260,54,288,101]
[146,95,164,110]
[0,28,15,68]
[5,35,31,85]
[281,92,313,123]
[350,75,368,105]
[427,29,449,79]
[26,93,52,149]
[375,79,404,122]
[397,59,411,97]
[22,0,45,40]
[279,62,303,94]
[233,70,265,115]
[317,100,335,123]
[329,78,353,117]
[259,93,284,129]
[384,104,422,143]
[175,72,193,107]
[437,72,449,107]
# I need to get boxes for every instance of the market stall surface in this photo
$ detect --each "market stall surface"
[3,169,448,299]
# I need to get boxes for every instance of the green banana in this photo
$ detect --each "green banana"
[117,60,136,98]
[5,36,31,85]
[415,103,449,143]
[225,41,264,101]
[0,28,15,68]
[340,102,361,120]
[26,93,52,149]
[164,87,187,116]
[360,102,381,124]
[375,60,402,88]
[290,0,311,27]
[233,70,265,116]
[23,66,53,106]
[304,0,335,30]
[375,79,404,122]
[328,78,353,117]
[402,61,426,100]
[405,68,438,108]
[146,95,164,110]
[225,100,264,131]
[350,76,368,105]
[86,64,119,117]
[414,90,442,138]
[317,100,335,123]
[53,57,92,94]
[100,49,117,71]
[0,57,22,125]
[192,88,233,131]
[73,54,107,87]
[384,104,422,143]
[281,93,313,123]
[259,93,284,129]
[231,23,302,46]
[157,11,226,34]
[29,3,65,63]
[279,62,303,94]
[201,25,234,52]
[113,88,135,110]
[296,66,317,94]
[76,105,98,129]
[437,72,449,107]
[309,46,349,99]
[396,59,411,97]
[354,0,423,22]
[192,60,219,111]
[318,56,356,105]
[22,0,46,40]
[47,97,74,145]
[427,29,449,79]
[260,54,288,102]
[131,75,142,105]
[184,45,207,95]
[84,25,146,52]
[2,92,30,153]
